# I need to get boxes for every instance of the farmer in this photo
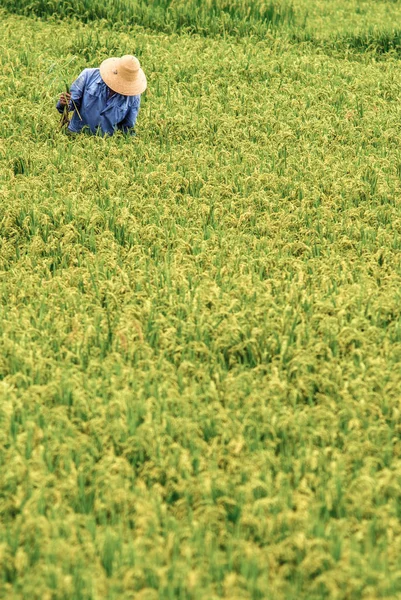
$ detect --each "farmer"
[57,55,147,136]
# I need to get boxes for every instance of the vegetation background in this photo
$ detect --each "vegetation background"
[1,0,401,598]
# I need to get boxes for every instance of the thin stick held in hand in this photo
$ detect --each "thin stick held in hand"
[64,81,83,121]
[60,94,70,129]
[59,81,82,128]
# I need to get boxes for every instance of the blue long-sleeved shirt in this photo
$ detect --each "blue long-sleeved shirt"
[56,68,141,136]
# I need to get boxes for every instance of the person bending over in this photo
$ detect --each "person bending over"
[57,55,147,136]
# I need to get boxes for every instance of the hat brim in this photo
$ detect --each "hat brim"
[99,57,147,96]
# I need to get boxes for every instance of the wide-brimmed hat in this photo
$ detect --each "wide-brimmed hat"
[99,55,147,96]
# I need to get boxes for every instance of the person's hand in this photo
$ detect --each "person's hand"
[59,92,71,106]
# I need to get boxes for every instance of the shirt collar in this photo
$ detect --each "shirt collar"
[97,74,125,102]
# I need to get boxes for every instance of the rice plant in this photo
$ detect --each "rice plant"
[0,0,297,38]
[1,3,401,600]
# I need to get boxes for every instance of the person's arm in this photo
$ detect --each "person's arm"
[117,96,141,134]
[56,69,87,114]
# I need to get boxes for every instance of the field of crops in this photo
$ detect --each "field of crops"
[2,0,401,598]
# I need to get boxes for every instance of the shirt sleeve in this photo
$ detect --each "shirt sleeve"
[117,96,141,134]
[56,69,87,113]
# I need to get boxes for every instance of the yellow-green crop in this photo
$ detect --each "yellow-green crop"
[1,3,401,599]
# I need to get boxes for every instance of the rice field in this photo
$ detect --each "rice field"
[1,1,401,598]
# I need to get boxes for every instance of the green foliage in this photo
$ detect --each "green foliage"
[0,0,296,37]
[2,4,401,600]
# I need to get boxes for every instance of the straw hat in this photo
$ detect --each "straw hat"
[99,55,147,96]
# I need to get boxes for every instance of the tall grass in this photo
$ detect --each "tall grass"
[337,27,401,55]
[291,27,401,58]
[2,7,401,600]
[0,0,296,37]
